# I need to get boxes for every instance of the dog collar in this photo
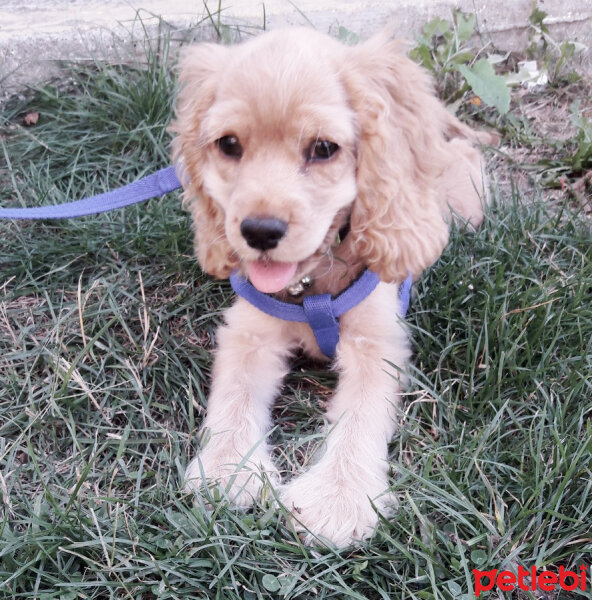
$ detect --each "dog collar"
[229,269,412,359]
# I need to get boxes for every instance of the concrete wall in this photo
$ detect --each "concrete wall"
[1,0,591,104]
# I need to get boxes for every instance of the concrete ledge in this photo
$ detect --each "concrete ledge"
[1,0,591,105]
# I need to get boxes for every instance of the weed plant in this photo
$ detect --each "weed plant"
[1,16,591,600]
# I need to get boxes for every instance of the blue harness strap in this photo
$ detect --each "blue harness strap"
[230,269,413,359]
[302,294,340,358]
[0,166,181,219]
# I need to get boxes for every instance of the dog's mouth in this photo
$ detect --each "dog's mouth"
[245,260,299,294]
[241,209,352,295]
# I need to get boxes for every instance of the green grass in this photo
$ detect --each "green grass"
[1,19,591,600]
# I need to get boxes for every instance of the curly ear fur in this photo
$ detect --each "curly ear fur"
[169,44,239,279]
[342,35,482,283]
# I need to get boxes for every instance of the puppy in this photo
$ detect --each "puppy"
[170,27,491,547]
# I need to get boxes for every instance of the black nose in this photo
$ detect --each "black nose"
[240,216,288,251]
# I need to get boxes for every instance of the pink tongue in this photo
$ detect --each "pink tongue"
[247,261,298,293]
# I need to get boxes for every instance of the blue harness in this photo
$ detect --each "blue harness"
[231,269,412,359]
[0,165,412,356]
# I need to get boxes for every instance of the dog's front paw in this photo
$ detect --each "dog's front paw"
[184,443,278,509]
[279,466,395,548]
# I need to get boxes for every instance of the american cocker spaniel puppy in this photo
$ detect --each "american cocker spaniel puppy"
[170,27,491,547]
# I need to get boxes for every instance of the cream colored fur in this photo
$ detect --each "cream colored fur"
[170,28,492,547]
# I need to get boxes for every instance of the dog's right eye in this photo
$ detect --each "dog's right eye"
[216,135,243,159]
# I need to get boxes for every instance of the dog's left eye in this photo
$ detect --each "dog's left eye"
[307,139,340,162]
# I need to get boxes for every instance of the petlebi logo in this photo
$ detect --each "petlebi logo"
[473,564,589,596]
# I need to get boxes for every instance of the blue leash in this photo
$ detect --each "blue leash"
[0,166,181,219]
[1,165,412,351]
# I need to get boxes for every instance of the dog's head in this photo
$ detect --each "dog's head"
[171,28,470,293]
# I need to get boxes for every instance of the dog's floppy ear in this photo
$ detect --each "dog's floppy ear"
[341,35,452,283]
[170,43,238,279]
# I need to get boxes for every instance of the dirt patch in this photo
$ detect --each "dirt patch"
[491,75,592,212]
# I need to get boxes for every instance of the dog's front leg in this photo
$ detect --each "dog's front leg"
[185,299,291,508]
[280,283,410,547]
